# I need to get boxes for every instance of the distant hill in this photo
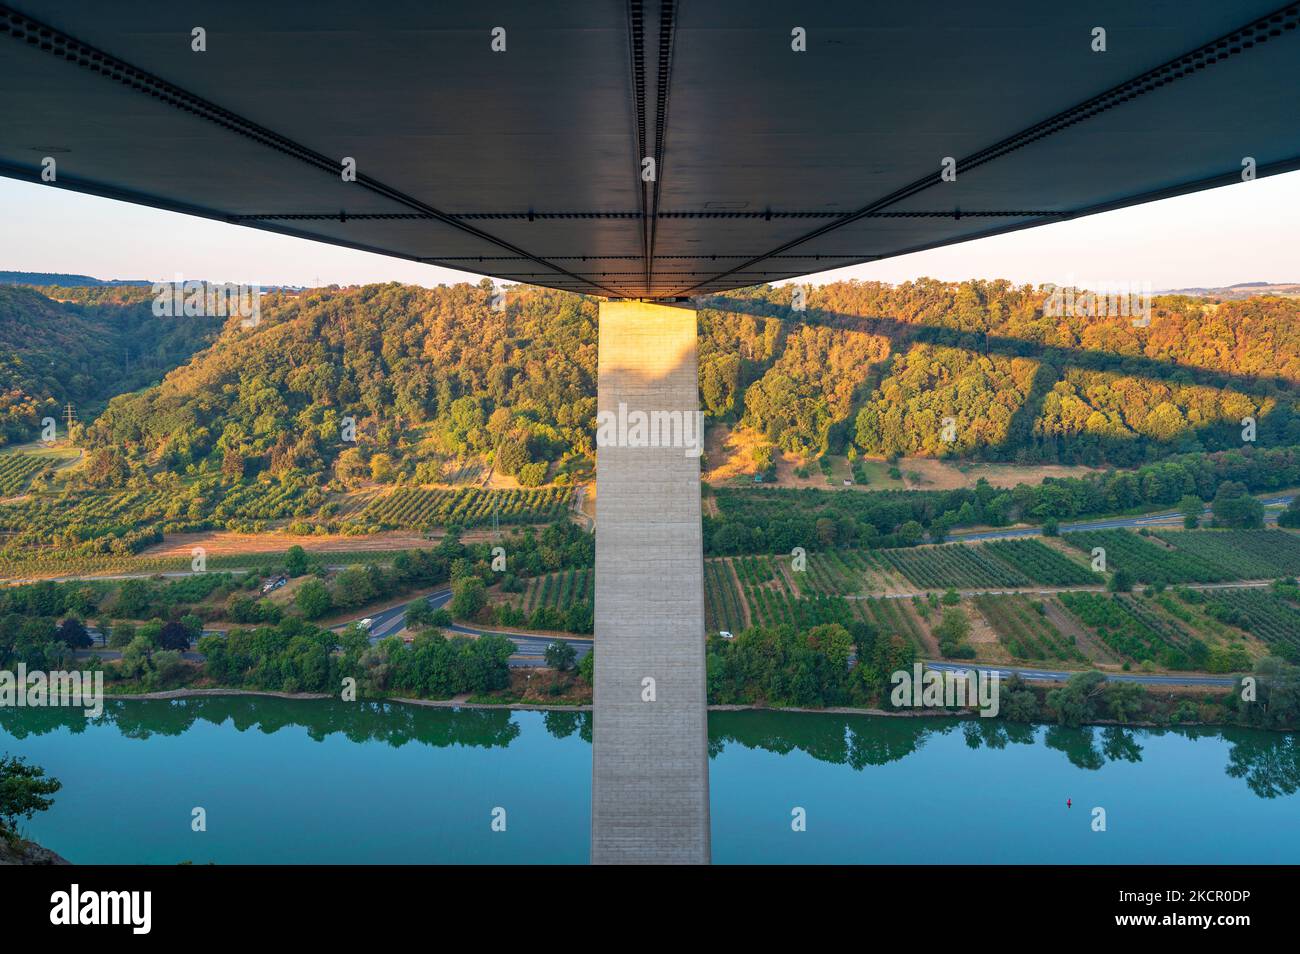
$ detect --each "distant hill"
[7,274,1300,472]
[79,278,1300,494]
[0,271,309,291]
[0,271,151,287]
[0,284,222,446]
[1159,281,1300,299]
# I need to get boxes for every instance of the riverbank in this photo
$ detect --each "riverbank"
[106,686,590,713]
[100,683,1281,731]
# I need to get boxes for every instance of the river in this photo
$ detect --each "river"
[1,698,1296,863]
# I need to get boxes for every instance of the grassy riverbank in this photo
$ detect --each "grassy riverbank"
[95,664,1299,733]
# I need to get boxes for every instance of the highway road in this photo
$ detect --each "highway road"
[952,495,1293,544]
[334,587,592,667]
[859,577,1272,603]
[80,587,592,669]
[925,660,1237,687]
[80,603,1239,688]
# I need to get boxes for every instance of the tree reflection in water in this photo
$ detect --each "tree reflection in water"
[2,699,1295,800]
[707,709,1299,800]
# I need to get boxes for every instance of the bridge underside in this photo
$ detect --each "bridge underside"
[1,2,1299,298]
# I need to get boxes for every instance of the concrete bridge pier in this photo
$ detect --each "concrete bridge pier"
[591,299,711,864]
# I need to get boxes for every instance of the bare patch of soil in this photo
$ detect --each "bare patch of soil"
[702,424,765,482]
[139,529,494,557]
[895,458,1105,491]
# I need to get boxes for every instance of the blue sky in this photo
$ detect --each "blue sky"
[1,170,1296,291]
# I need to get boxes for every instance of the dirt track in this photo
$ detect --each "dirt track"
[138,529,496,557]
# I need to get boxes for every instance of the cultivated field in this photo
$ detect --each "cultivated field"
[356,486,571,531]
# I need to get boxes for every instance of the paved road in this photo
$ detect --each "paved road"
[79,614,1242,688]
[330,587,593,668]
[858,577,1272,603]
[78,641,1232,688]
[5,562,386,586]
[953,495,1293,544]
[79,592,593,670]
[80,634,206,664]
[925,660,1237,687]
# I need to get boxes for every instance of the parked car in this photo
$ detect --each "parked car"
[719,630,733,640]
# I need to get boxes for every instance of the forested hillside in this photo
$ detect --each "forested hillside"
[0,284,220,445]
[2,277,1298,560]
[708,281,1300,466]
[81,277,1300,491]
[85,281,597,490]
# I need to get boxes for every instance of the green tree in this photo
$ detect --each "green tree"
[933,609,971,656]
[897,520,924,546]
[158,620,192,651]
[1046,670,1107,726]
[332,567,376,608]
[449,576,487,620]
[55,617,91,649]
[119,635,155,680]
[1104,681,1148,723]
[517,461,548,487]
[545,640,577,672]
[115,579,151,618]
[495,437,529,475]
[334,447,369,487]
[150,649,188,685]
[108,621,136,648]
[285,545,309,577]
[1178,494,1204,529]
[1001,682,1040,722]
[0,755,61,839]
[405,599,434,629]
[295,578,332,619]
[137,619,163,647]
[369,453,396,483]
[1212,481,1264,529]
